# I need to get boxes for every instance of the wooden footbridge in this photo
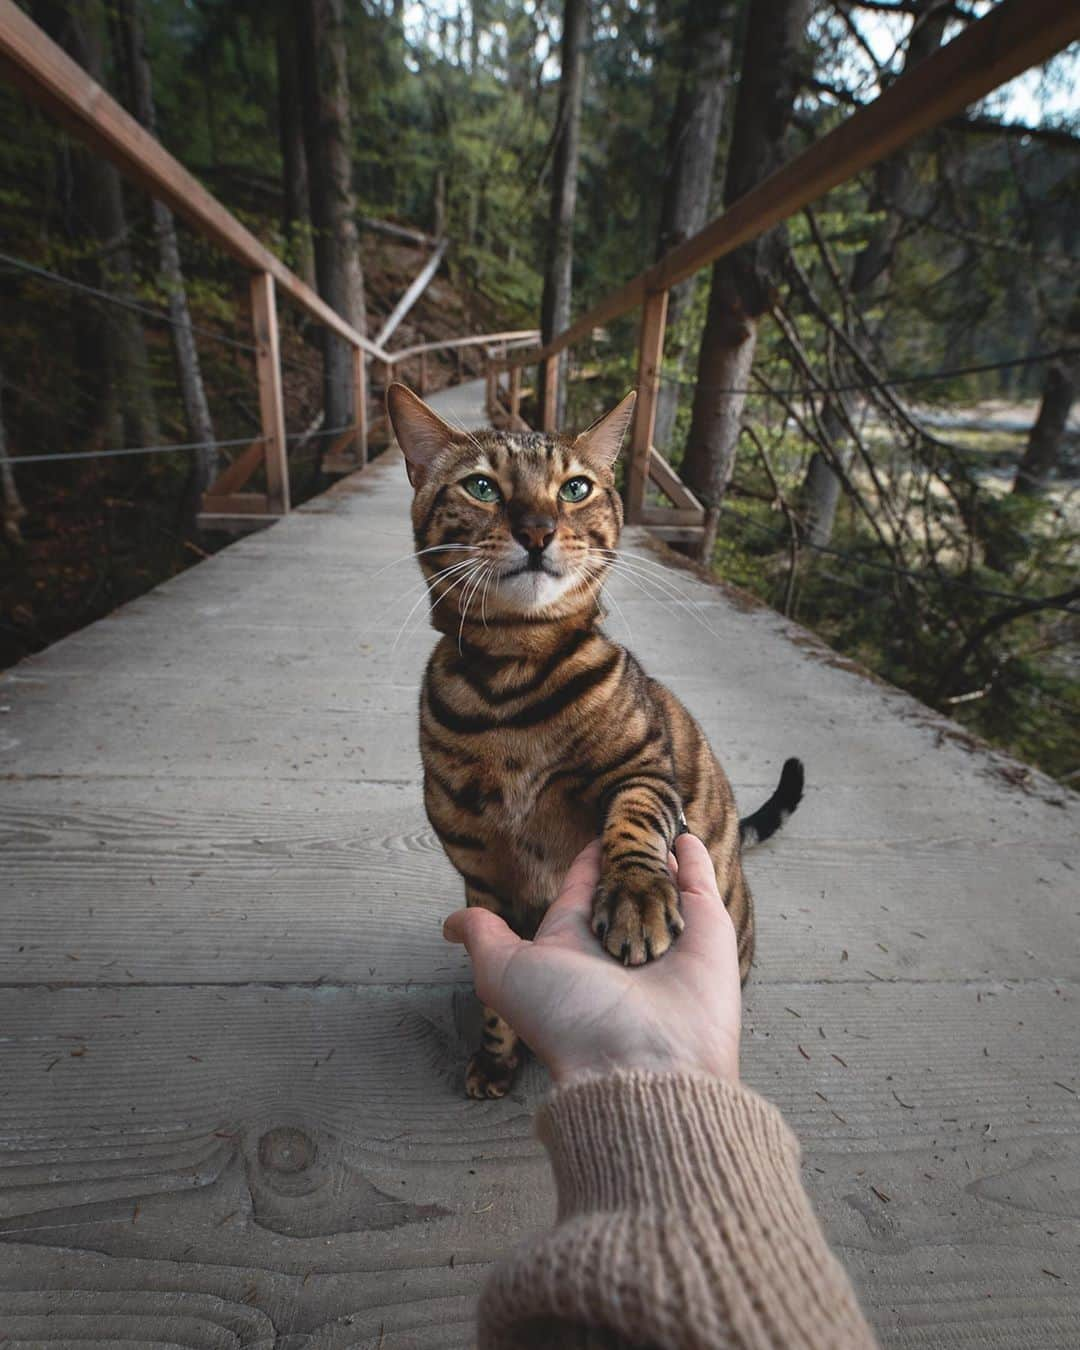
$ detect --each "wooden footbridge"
[2,2,1079,1346]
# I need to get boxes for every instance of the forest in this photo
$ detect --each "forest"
[0,0,1077,785]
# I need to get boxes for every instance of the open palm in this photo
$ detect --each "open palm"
[443,834,742,1086]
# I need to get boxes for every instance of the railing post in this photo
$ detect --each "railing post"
[250,270,289,514]
[541,354,559,432]
[351,343,367,463]
[626,288,668,524]
[509,364,522,421]
[485,350,497,419]
[418,349,428,396]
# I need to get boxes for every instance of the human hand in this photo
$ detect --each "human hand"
[442,834,741,1086]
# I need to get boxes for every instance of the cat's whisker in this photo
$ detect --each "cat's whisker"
[457,562,493,653]
[591,550,727,643]
[579,560,633,642]
[370,543,473,580]
[405,563,487,650]
[480,562,496,629]
[385,552,480,610]
[391,559,481,653]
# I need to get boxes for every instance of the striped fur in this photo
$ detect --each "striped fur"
[388,385,800,1098]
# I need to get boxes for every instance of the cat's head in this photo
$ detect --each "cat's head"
[387,384,636,624]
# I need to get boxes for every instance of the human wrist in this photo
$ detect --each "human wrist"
[549,1043,739,1088]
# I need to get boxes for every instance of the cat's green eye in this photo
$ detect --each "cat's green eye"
[559,477,592,503]
[462,474,500,503]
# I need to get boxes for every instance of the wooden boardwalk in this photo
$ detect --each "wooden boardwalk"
[1,380,1078,1348]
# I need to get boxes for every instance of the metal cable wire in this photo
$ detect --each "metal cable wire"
[655,346,1080,398]
[6,435,263,466]
[0,249,353,383]
[714,502,1079,612]
[0,250,260,355]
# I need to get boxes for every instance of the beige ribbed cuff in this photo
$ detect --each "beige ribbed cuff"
[479,1071,878,1350]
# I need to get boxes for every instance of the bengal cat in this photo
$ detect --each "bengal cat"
[387,383,803,1099]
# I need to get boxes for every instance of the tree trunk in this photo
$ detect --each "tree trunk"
[1013,358,1077,496]
[36,0,160,456]
[295,0,366,440]
[277,4,316,286]
[652,0,735,453]
[798,0,949,543]
[114,0,218,499]
[538,0,587,428]
[681,0,810,556]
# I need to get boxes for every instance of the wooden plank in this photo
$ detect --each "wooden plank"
[0,1,387,360]
[509,365,522,420]
[199,491,270,516]
[637,506,704,527]
[646,523,705,543]
[626,289,668,522]
[195,511,277,535]
[3,382,1079,1347]
[503,0,1080,369]
[204,439,265,498]
[648,445,703,512]
[250,271,289,515]
[1,982,1078,1346]
[374,238,448,348]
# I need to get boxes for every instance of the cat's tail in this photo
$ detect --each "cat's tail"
[739,757,804,849]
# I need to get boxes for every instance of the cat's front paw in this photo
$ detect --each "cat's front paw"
[591,864,684,966]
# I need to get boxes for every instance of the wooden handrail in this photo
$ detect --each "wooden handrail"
[386,330,540,365]
[0,0,384,360]
[505,0,1080,372]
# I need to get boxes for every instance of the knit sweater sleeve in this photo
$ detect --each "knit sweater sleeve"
[477,1070,878,1350]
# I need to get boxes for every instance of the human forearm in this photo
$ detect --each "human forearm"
[479,1071,878,1350]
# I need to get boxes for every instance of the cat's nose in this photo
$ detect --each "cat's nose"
[513,516,556,552]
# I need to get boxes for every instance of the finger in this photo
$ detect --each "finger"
[443,906,524,1008]
[542,838,602,920]
[674,834,736,951]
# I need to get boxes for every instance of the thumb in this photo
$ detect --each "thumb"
[443,906,523,1004]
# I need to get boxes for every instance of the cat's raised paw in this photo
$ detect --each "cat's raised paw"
[592,866,684,966]
[465,1047,521,1099]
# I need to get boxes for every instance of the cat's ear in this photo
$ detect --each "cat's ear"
[574,390,637,467]
[386,383,456,488]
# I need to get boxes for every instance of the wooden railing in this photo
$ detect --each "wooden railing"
[4,0,1078,542]
[491,0,1080,546]
[0,0,537,528]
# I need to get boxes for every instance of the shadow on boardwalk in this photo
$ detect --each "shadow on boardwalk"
[1,381,1078,1347]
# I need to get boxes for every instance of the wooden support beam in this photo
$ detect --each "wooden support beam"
[418,349,428,396]
[541,355,559,432]
[204,439,265,498]
[351,344,367,463]
[250,271,289,515]
[373,238,448,349]
[509,366,521,421]
[648,446,703,513]
[0,0,386,359]
[626,289,668,524]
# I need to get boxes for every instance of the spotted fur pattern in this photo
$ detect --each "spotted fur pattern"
[388,385,799,1098]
